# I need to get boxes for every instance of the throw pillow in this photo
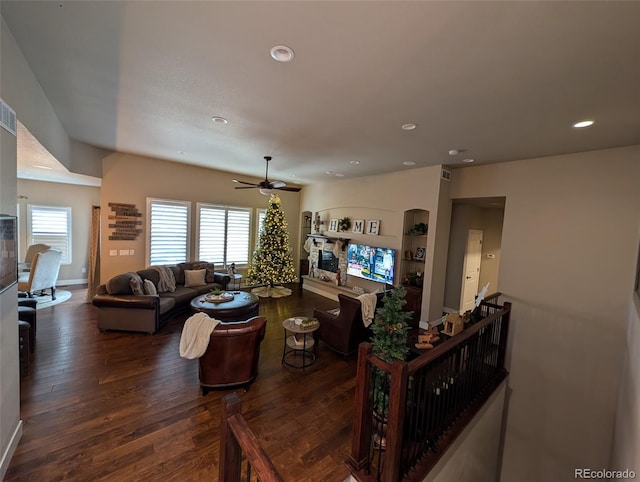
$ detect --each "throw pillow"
[143,279,158,296]
[191,262,216,283]
[129,274,144,296]
[184,269,207,287]
[106,272,140,295]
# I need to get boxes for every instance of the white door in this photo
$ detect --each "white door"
[460,229,483,313]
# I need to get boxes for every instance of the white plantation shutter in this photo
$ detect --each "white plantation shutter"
[28,205,72,264]
[148,199,190,265]
[197,204,250,266]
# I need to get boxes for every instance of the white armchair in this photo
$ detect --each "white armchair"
[18,248,62,299]
[19,243,50,272]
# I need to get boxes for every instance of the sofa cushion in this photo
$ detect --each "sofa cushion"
[191,262,216,283]
[137,268,160,286]
[143,279,157,296]
[157,296,176,315]
[106,272,141,295]
[159,286,198,305]
[184,269,207,287]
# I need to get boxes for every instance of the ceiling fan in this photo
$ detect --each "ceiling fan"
[232,156,301,194]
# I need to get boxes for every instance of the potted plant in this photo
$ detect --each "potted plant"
[369,286,412,448]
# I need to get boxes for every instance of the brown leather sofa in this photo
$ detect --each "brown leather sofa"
[93,261,230,334]
[199,316,267,395]
[313,292,387,357]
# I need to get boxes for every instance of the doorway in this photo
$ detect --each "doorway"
[460,229,483,312]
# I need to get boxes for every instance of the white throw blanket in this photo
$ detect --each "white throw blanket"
[150,265,176,292]
[358,293,378,328]
[179,312,221,359]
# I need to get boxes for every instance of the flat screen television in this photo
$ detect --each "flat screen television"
[0,214,18,294]
[347,243,396,284]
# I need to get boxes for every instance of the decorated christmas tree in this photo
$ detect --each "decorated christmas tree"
[246,194,297,297]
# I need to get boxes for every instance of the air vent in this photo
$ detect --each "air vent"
[0,99,17,136]
[441,167,452,181]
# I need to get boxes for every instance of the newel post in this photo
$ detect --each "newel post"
[220,393,243,482]
[347,342,374,472]
[383,360,409,482]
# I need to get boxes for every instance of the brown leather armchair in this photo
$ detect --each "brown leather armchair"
[198,316,267,395]
[313,293,386,357]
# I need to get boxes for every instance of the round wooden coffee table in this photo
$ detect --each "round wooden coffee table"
[190,291,259,322]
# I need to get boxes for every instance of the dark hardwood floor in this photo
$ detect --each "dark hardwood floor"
[6,284,357,482]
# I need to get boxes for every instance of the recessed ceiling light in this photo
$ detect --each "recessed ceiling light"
[33,164,53,170]
[289,174,297,178]
[573,119,595,128]
[325,170,334,175]
[350,160,360,165]
[177,150,188,155]
[335,173,344,177]
[270,45,295,63]
[212,116,228,124]
[403,161,416,166]
[462,158,475,163]
[401,123,417,131]
[448,149,459,156]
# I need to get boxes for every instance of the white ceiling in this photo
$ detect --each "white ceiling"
[3,1,640,186]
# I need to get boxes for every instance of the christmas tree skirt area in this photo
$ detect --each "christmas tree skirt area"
[250,285,292,298]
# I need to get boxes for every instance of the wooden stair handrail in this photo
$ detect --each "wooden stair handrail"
[220,393,284,482]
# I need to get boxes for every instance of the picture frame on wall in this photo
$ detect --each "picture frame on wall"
[365,219,380,235]
[329,218,339,232]
[352,219,364,234]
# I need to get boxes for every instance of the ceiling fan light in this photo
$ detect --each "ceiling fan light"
[259,188,273,196]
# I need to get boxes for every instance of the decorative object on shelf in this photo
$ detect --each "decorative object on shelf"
[365,219,380,235]
[442,313,464,336]
[402,271,423,287]
[406,222,428,236]
[413,246,426,261]
[313,214,325,233]
[247,194,296,298]
[328,218,339,232]
[227,262,236,276]
[405,250,413,260]
[352,219,364,234]
[338,216,351,232]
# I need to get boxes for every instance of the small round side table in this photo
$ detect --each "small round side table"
[281,317,320,369]
[228,273,243,290]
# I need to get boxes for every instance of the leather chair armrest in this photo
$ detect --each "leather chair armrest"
[18,298,38,309]
[92,294,159,309]
[214,272,231,289]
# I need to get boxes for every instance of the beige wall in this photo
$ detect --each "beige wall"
[450,145,640,481]
[444,204,504,311]
[301,165,449,320]
[100,152,301,282]
[17,179,100,284]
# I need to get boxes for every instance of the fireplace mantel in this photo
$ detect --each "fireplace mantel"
[307,234,350,248]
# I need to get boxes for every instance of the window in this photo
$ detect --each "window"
[27,205,72,264]
[197,204,251,266]
[147,199,190,265]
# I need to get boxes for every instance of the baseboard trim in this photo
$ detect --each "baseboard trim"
[0,420,23,480]
[57,278,88,286]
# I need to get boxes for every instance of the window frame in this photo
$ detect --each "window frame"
[27,204,72,264]
[196,203,252,267]
[146,198,191,266]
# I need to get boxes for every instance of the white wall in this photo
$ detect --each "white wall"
[450,146,640,481]
[301,165,449,320]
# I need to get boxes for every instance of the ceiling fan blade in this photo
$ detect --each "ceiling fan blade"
[232,179,259,186]
[271,181,286,188]
[275,186,302,192]
[234,186,258,190]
